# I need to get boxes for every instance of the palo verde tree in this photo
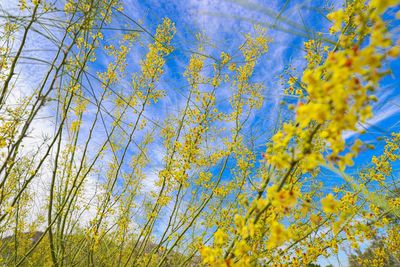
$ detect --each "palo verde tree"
[0,0,399,266]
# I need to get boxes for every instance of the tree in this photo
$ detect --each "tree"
[0,0,399,266]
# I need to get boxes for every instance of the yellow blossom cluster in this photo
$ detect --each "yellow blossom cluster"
[266,0,400,173]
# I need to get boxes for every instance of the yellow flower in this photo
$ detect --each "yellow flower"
[388,46,400,58]
[266,221,290,249]
[220,52,231,65]
[268,186,299,209]
[310,213,322,226]
[327,9,344,33]
[370,0,399,14]
[200,247,218,265]
[234,240,250,257]
[321,194,340,214]
[214,229,228,246]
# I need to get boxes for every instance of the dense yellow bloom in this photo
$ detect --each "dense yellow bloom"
[220,52,231,65]
[268,185,299,209]
[214,229,228,246]
[370,0,399,14]
[321,194,340,214]
[265,0,400,174]
[1,0,400,266]
[266,221,290,249]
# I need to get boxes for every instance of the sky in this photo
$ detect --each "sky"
[1,0,400,266]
